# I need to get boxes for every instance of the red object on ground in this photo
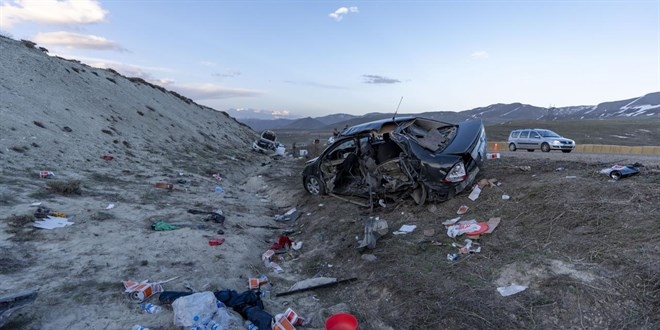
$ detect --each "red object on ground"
[101,155,114,160]
[208,238,225,246]
[325,313,358,330]
[271,235,292,250]
[465,222,489,235]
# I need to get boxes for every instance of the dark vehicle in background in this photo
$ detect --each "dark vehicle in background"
[252,130,285,155]
[301,116,487,205]
[507,128,575,153]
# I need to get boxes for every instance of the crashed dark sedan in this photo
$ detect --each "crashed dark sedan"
[301,116,487,205]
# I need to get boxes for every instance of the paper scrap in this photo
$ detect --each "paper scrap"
[106,203,115,209]
[486,217,501,234]
[30,202,42,206]
[393,224,417,235]
[34,216,74,229]
[468,186,482,201]
[497,284,528,296]
[442,217,461,226]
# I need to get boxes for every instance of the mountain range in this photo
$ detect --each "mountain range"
[239,92,660,132]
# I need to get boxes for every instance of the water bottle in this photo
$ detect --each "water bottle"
[140,302,162,314]
[132,326,150,330]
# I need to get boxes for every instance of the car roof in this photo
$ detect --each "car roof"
[340,116,416,136]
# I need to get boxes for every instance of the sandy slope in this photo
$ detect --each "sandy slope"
[0,36,331,330]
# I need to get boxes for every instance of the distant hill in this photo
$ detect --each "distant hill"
[237,92,660,130]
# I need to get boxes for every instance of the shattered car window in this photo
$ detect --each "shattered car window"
[401,119,457,152]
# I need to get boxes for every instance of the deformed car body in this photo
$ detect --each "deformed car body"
[252,130,284,154]
[301,116,487,205]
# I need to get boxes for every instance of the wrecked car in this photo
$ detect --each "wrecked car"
[252,130,285,155]
[301,116,487,205]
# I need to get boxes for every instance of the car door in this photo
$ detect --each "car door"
[518,130,530,148]
[529,130,542,149]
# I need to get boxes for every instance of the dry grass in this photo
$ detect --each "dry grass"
[46,180,82,195]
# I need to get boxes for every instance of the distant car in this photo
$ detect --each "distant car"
[252,130,284,154]
[507,128,575,153]
[301,116,487,205]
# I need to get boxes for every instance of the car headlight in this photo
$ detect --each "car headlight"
[551,140,560,145]
[444,162,467,183]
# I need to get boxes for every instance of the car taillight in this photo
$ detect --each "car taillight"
[444,162,467,183]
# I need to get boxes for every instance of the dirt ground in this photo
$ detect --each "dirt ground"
[2,141,659,330]
[261,149,660,329]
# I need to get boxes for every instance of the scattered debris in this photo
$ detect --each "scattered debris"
[456,205,469,215]
[33,216,74,229]
[357,216,389,249]
[468,185,481,201]
[123,276,178,303]
[208,238,225,246]
[502,194,510,200]
[485,217,501,234]
[100,155,114,161]
[106,203,115,209]
[497,284,528,297]
[447,222,488,238]
[276,277,357,297]
[361,254,377,262]
[442,217,461,226]
[393,224,417,235]
[518,166,531,172]
[275,207,301,222]
[151,221,180,231]
[39,171,54,178]
[599,164,641,180]
[214,186,225,193]
[154,181,173,190]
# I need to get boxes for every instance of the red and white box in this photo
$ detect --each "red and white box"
[273,314,296,330]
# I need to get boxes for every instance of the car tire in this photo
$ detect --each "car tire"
[541,143,550,152]
[304,175,326,195]
[508,143,517,151]
[562,150,572,153]
[527,149,534,152]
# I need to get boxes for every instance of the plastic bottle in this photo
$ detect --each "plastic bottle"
[140,302,162,314]
[132,326,150,330]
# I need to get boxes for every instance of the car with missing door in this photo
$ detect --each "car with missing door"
[301,116,487,205]
[507,128,575,153]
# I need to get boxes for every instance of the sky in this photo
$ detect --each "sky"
[1,0,659,119]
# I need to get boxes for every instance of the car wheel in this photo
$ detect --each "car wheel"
[541,143,550,152]
[304,175,326,195]
[508,143,517,151]
[610,171,622,180]
[527,149,534,152]
[562,150,572,153]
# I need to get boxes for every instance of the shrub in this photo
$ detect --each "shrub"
[46,180,82,195]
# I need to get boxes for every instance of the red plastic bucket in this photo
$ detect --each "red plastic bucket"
[325,313,358,330]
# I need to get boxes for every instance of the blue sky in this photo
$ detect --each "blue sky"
[1,0,659,119]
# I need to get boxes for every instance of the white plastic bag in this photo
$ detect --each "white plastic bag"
[172,291,217,327]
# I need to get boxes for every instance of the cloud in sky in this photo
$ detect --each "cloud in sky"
[329,6,358,21]
[471,50,489,59]
[271,110,290,116]
[212,69,242,78]
[172,83,262,100]
[0,0,107,29]
[34,31,127,51]
[362,75,401,84]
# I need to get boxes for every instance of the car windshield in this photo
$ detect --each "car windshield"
[538,130,560,138]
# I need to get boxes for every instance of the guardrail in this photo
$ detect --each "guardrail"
[487,142,660,155]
